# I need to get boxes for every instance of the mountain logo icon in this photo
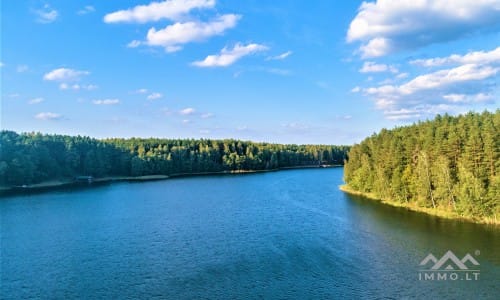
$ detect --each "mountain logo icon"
[419,250,480,270]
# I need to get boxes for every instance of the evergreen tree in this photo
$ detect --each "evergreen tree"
[344,110,499,220]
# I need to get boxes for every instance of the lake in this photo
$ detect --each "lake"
[1,168,499,299]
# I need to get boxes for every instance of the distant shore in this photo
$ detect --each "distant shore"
[0,175,170,194]
[339,185,499,225]
[0,165,340,195]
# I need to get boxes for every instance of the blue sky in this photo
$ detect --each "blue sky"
[1,0,499,144]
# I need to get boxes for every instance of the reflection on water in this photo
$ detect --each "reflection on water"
[1,168,498,299]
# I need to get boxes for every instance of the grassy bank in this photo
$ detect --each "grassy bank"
[339,185,499,225]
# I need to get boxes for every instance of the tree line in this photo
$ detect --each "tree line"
[344,110,499,220]
[0,131,349,186]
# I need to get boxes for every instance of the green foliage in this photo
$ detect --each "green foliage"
[0,131,349,186]
[344,110,499,220]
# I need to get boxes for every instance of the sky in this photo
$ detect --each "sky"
[1,0,499,145]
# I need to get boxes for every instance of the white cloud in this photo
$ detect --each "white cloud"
[443,93,493,103]
[147,92,163,100]
[192,43,268,67]
[127,40,142,48]
[358,38,392,58]
[396,72,409,79]
[383,108,423,120]
[145,14,240,52]
[360,47,500,120]
[351,86,361,93]
[135,88,149,94]
[359,61,398,73]
[401,64,497,94]
[182,119,191,124]
[16,65,29,73]
[180,107,195,115]
[59,83,98,91]
[347,0,500,57]
[93,99,120,105]
[382,105,459,120]
[267,51,292,61]
[34,4,59,24]
[28,97,44,105]
[362,62,498,120]
[78,5,95,15]
[0,62,4,67]
[44,68,90,81]
[442,94,466,103]
[411,46,500,67]
[35,112,62,120]
[366,64,497,97]
[104,0,215,23]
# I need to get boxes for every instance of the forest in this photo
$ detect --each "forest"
[344,110,499,221]
[0,131,349,186]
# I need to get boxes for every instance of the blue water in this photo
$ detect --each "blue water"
[1,168,499,299]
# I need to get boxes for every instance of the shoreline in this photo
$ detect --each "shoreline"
[0,165,341,195]
[339,185,499,226]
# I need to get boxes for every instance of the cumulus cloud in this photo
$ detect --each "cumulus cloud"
[180,107,195,115]
[145,14,240,52]
[361,62,498,120]
[192,43,268,67]
[365,65,497,100]
[104,0,215,23]
[35,112,62,120]
[347,0,500,57]
[28,97,44,105]
[359,61,398,73]
[147,92,163,100]
[411,46,500,67]
[34,4,59,24]
[77,5,95,15]
[267,51,292,61]
[93,99,120,105]
[44,68,90,81]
